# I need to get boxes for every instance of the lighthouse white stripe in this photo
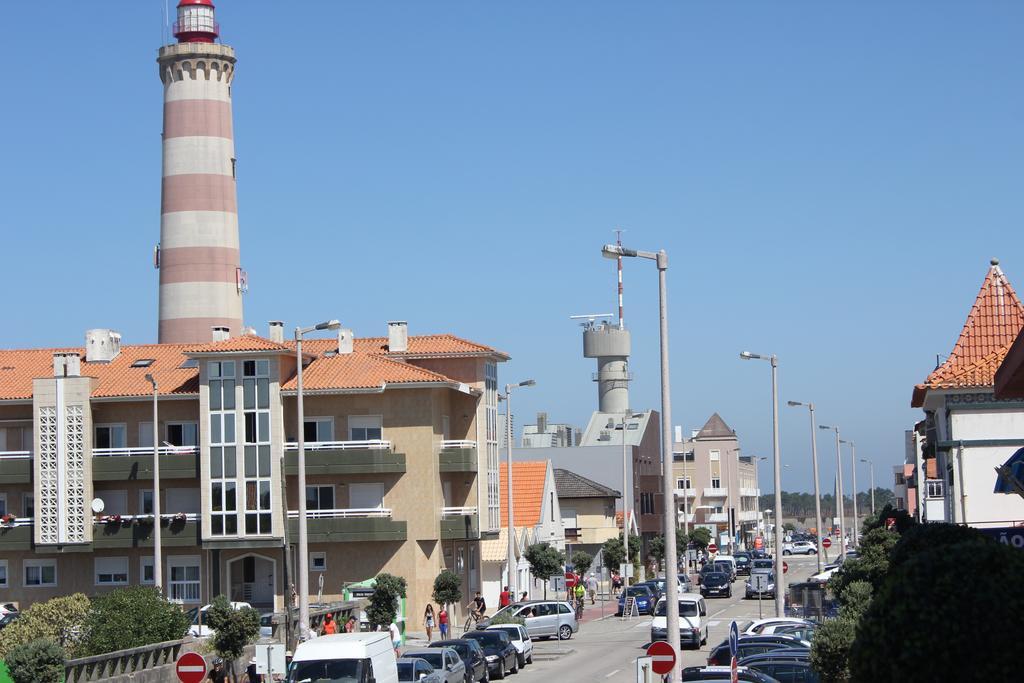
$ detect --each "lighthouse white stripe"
[164,78,232,103]
[160,211,240,250]
[159,281,242,320]
[163,136,236,177]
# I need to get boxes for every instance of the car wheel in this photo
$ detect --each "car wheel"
[810,549,817,554]
[482,668,490,683]
[527,653,533,665]
[511,656,519,674]
[495,662,505,680]
[783,550,792,555]
[727,588,732,598]
[517,653,525,668]
[559,624,573,640]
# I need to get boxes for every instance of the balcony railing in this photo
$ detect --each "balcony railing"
[285,440,391,451]
[441,440,477,449]
[441,506,478,517]
[706,512,729,523]
[0,451,31,458]
[676,512,695,523]
[288,508,392,519]
[439,441,477,473]
[287,508,406,543]
[739,510,760,522]
[741,487,761,497]
[92,513,199,524]
[93,446,198,457]
[703,487,728,498]
[674,488,697,498]
[440,507,479,540]
[0,516,33,528]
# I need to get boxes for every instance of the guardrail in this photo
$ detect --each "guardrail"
[287,508,392,519]
[441,506,478,517]
[65,638,187,683]
[285,440,391,451]
[440,440,477,449]
[92,446,198,457]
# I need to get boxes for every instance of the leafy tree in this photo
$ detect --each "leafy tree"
[647,533,688,562]
[601,535,640,570]
[860,503,914,536]
[432,570,462,610]
[367,573,407,630]
[207,594,260,676]
[835,580,872,620]
[887,520,984,569]
[689,527,712,550]
[809,616,857,683]
[524,542,564,598]
[570,550,593,574]
[4,638,64,683]
[783,522,796,532]
[78,586,190,656]
[827,527,898,598]
[0,593,90,659]
[850,538,1024,681]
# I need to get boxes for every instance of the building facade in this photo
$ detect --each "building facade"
[554,468,620,560]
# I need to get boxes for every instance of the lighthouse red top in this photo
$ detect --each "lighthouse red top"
[174,0,219,44]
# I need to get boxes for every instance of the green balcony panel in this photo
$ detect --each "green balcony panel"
[92,454,199,481]
[0,457,31,483]
[288,517,407,543]
[284,450,406,475]
[0,524,32,551]
[439,448,477,473]
[441,513,479,540]
[92,519,200,549]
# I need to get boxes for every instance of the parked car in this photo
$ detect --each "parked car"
[740,651,818,683]
[744,618,813,635]
[713,555,738,581]
[401,648,466,683]
[751,559,774,572]
[808,566,839,584]
[463,630,518,680]
[478,601,577,640]
[651,575,694,594]
[734,552,752,576]
[772,623,818,642]
[707,635,811,666]
[288,632,398,683]
[698,561,733,585]
[428,639,488,683]
[484,624,532,668]
[0,603,18,616]
[750,550,770,560]
[398,657,445,683]
[187,601,253,637]
[637,580,664,602]
[783,541,817,556]
[650,594,708,648]
[0,612,20,631]
[617,585,656,615]
[700,572,732,598]
[681,665,780,682]
[745,571,775,600]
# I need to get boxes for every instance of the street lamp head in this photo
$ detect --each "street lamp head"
[818,425,835,431]
[519,379,537,387]
[786,400,803,407]
[315,320,341,331]
[739,351,758,360]
[144,373,157,389]
[840,439,853,446]
[860,458,870,464]
[602,244,624,259]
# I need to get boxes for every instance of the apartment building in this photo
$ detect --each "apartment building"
[0,322,507,619]
[672,413,760,549]
[554,468,620,554]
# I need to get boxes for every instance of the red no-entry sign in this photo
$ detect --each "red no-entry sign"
[565,572,578,589]
[822,537,832,549]
[175,652,207,683]
[707,542,718,554]
[646,640,677,675]
[783,561,789,574]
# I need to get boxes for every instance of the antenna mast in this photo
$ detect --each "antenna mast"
[615,228,625,329]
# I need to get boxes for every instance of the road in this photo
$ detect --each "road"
[518,555,820,682]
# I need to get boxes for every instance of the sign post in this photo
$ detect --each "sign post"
[646,640,677,678]
[636,656,654,683]
[822,536,832,563]
[175,652,207,683]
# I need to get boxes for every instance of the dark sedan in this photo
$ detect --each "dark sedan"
[464,630,518,680]
[430,639,488,682]
[617,585,656,615]
[740,650,818,683]
[707,635,810,666]
[700,572,732,598]
[734,552,752,576]
[681,665,780,682]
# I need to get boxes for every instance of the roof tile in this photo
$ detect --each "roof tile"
[500,462,549,528]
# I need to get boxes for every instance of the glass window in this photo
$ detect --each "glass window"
[95,424,126,450]
[168,556,201,603]
[0,494,6,517]
[141,557,155,584]
[95,557,129,585]
[310,552,327,572]
[140,490,154,515]
[166,423,198,447]
[304,418,334,442]
[23,494,33,518]
[306,486,335,511]
[349,415,382,441]
[0,560,8,587]
[25,560,57,587]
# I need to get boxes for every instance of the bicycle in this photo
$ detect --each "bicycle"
[574,596,585,620]
[462,611,481,634]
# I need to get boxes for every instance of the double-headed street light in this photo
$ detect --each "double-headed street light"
[861,458,875,515]
[144,374,162,594]
[739,351,784,617]
[295,319,341,641]
[786,401,824,573]
[602,243,680,682]
[819,425,845,556]
[504,379,536,599]
[840,439,859,547]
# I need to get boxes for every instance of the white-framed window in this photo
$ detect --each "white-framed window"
[348,415,382,441]
[24,559,57,587]
[349,483,384,509]
[926,480,944,499]
[168,556,201,603]
[95,424,127,449]
[310,552,327,572]
[712,506,724,514]
[166,422,199,447]
[711,477,721,489]
[561,508,577,528]
[209,360,238,536]
[485,361,499,531]
[710,450,720,462]
[306,485,335,511]
[303,417,334,442]
[676,477,692,490]
[99,490,128,515]
[456,546,465,573]
[0,559,7,588]
[141,557,155,584]
[243,359,273,535]
[140,490,154,515]
[95,557,129,585]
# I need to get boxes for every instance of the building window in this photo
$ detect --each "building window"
[676,478,692,490]
[0,493,6,517]
[0,559,7,588]
[140,490,154,515]
[95,557,129,585]
[456,546,465,573]
[349,483,384,509]
[95,424,127,450]
[711,478,721,489]
[469,545,478,591]
[310,552,327,572]
[167,422,199,447]
[304,418,334,442]
[25,559,57,587]
[23,494,33,518]
[243,360,273,535]
[550,492,555,521]
[710,450,720,462]
[896,498,905,511]
[306,486,335,511]
[348,416,382,441]
[926,480,944,499]
[895,473,905,485]
[168,556,201,603]
[485,361,500,531]
[209,360,238,536]
[141,557,155,584]
[99,490,128,516]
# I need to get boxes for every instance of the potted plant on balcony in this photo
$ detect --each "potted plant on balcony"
[1,513,16,527]
[103,514,123,525]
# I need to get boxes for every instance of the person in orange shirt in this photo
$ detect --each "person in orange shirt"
[322,613,338,635]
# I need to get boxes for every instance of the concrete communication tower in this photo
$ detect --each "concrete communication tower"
[583,320,632,414]
[156,0,244,343]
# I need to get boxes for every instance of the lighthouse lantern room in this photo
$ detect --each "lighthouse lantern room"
[174,0,219,43]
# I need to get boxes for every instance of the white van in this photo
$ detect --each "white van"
[288,632,398,683]
[649,593,708,649]
[712,555,737,581]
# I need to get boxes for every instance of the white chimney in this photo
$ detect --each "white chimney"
[674,425,683,443]
[691,429,699,439]
[85,329,122,363]
[53,352,81,377]
[211,326,230,342]
[387,321,408,353]
[268,321,285,344]
[338,328,354,355]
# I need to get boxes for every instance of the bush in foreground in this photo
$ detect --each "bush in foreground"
[5,638,65,683]
[78,586,191,656]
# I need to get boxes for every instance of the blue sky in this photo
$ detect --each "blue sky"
[3,1,1022,494]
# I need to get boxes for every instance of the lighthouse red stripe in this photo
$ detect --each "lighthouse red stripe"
[161,174,237,214]
[159,246,240,284]
[159,317,242,345]
[163,99,233,139]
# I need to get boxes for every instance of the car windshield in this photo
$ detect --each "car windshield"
[655,601,700,617]
[626,586,650,596]
[467,631,506,651]
[287,658,369,683]
[753,560,773,569]
[704,573,727,582]
[440,642,468,657]
[408,652,443,669]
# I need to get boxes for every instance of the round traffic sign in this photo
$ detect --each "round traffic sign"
[646,640,677,675]
[707,542,718,554]
[783,561,789,574]
[565,572,578,589]
[822,537,832,549]
[754,536,764,550]
[175,652,207,683]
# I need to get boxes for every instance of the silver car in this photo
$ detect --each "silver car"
[479,601,578,640]
[397,657,444,683]
[401,648,466,683]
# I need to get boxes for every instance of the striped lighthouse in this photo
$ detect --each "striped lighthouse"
[156,0,244,343]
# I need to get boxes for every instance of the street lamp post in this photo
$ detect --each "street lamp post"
[861,459,875,515]
[144,374,162,594]
[603,243,680,682]
[295,319,341,641]
[840,440,858,547]
[504,379,535,598]
[739,352,784,617]
[755,456,767,547]
[819,425,845,557]
[787,401,824,573]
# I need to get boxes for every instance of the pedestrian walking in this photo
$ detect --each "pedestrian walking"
[499,585,511,608]
[519,590,528,602]
[438,606,449,638]
[389,620,402,657]
[423,604,435,642]
[344,616,358,633]
[321,613,337,635]
[586,573,598,605]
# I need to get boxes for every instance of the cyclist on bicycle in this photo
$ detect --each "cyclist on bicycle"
[471,591,487,621]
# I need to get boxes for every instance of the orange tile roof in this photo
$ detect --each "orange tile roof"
[499,461,549,528]
[280,353,453,391]
[184,336,291,353]
[353,334,508,359]
[912,260,1024,406]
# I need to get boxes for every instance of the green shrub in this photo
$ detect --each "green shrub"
[367,573,407,630]
[432,570,462,609]
[487,611,526,627]
[5,638,64,683]
[207,595,260,665]
[0,594,90,659]
[809,616,857,683]
[78,586,191,656]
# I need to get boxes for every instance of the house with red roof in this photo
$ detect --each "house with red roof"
[911,259,1024,526]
